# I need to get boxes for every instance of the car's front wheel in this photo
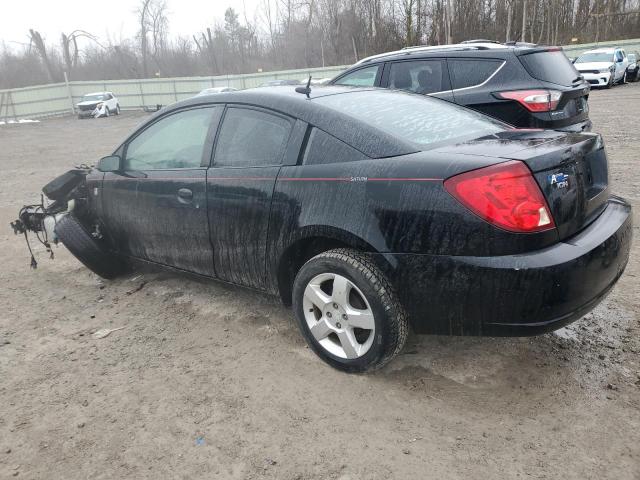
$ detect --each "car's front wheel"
[292,249,408,373]
[115,104,120,115]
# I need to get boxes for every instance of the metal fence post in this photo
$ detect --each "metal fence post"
[63,72,75,114]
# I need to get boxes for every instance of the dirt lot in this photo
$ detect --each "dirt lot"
[1,85,639,480]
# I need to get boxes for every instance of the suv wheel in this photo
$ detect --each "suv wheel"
[115,104,121,115]
[292,249,408,373]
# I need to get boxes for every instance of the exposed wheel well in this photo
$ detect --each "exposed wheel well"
[277,236,358,306]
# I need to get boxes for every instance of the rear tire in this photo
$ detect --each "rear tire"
[115,104,120,115]
[292,248,408,373]
[55,215,126,279]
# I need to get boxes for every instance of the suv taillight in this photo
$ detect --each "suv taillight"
[495,89,562,112]
[444,161,555,233]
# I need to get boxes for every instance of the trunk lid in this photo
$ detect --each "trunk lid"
[435,129,609,240]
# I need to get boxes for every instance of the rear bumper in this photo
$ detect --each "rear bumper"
[381,197,632,336]
[555,118,592,133]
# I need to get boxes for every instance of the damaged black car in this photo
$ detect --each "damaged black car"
[13,86,632,372]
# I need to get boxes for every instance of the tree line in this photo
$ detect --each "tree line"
[1,0,639,89]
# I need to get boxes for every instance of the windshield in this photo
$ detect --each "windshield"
[575,52,613,63]
[314,90,507,148]
[81,94,106,102]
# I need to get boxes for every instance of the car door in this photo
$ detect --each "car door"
[614,50,625,80]
[206,105,302,289]
[100,106,221,276]
[381,59,454,102]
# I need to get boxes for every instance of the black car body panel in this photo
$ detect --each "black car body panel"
[79,87,630,336]
[330,44,592,131]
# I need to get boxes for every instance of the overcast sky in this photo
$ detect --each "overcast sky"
[1,0,260,47]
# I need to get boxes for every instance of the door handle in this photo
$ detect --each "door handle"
[177,188,193,203]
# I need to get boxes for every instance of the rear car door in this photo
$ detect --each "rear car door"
[101,106,221,276]
[381,59,454,102]
[207,105,302,289]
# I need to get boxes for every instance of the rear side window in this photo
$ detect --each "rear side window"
[334,65,380,87]
[303,128,367,165]
[214,107,292,167]
[449,59,503,89]
[519,50,580,86]
[388,60,445,94]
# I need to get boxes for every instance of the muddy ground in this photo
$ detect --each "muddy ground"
[0,84,639,480]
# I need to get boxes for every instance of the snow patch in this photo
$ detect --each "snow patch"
[0,119,41,125]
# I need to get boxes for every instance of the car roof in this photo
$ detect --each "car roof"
[353,41,539,66]
[582,48,616,54]
[83,91,111,96]
[158,86,419,158]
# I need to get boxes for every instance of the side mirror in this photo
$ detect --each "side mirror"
[97,155,121,172]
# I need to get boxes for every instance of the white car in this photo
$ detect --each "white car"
[573,48,629,88]
[196,87,238,96]
[76,92,120,119]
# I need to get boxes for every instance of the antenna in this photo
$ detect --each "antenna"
[295,76,312,98]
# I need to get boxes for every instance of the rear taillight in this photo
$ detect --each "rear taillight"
[495,89,562,112]
[444,161,555,233]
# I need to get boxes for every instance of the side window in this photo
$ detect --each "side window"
[214,107,292,167]
[303,128,367,165]
[449,59,503,89]
[616,50,623,62]
[125,107,215,170]
[334,65,380,87]
[388,60,445,94]
[104,93,112,100]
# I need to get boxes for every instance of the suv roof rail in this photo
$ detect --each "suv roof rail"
[460,39,501,44]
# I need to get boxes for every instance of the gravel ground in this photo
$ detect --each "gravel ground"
[0,84,639,480]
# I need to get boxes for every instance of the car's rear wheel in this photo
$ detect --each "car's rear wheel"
[55,215,127,279]
[292,249,408,373]
[115,104,120,115]
[104,106,110,117]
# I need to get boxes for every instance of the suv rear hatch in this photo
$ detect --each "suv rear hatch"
[514,48,590,129]
[435,129,609,240]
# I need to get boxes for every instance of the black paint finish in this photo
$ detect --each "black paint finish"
[91,87,632,336]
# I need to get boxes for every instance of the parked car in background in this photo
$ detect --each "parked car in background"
[196,86,238,96]
[259,79,300,87]
[330,41,592,132]
[573,48,629,87]
[76,92,120,119]
[17,86,631,372]
[626,52,639,82]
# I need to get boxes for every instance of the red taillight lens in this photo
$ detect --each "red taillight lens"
[495,89,562,112]
[444,161,555,233]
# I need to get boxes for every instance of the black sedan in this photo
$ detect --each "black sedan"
[17,86,632,372]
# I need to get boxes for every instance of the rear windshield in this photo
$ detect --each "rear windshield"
[314,90,506,148]
[519,50,580,86]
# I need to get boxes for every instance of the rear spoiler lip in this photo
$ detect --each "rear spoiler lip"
[514,46,564,56]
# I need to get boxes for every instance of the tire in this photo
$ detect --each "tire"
[620,71,627,84]
[104,106,110,117]
[115,104,120,115]
[292,248,408,373]
[606,74,614,88]
[55,215,126,279]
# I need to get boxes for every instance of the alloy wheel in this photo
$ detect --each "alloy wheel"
[302,273,375,359]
